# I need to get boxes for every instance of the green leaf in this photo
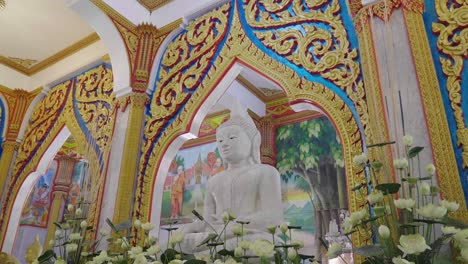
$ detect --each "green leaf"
[371,161,383,170]
[106,218,118,233]
[352,183,365,192]
[161,248,178,264]
[184,260,207,264]
[354,245,384,257]
[115,220,132,231]
[37,250,55,262]
[196,233,218,247]
[366,141,395,148]
[375,183,401,194]
[413,218,446,225]
[217,249,234,257]
[445,218,468,229]
[408,146,424,158]
[53,222,62,229]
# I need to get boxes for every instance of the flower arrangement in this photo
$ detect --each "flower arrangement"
[323,135,468,264]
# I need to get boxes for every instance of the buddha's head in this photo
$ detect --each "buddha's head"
[216,112,261,168]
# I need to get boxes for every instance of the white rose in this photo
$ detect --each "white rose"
[134,254,148,264]
[453,229,468,248]
[392,256,414,264]
[378,225,390,239]
[69,233,82,241]
[367,191,384,205]
[326,242,342,259]
[420,182,431,195]
[440,200,460,212]
[394,198,415,211]
[349,209,367,224]
[75,208,82,216]
[403,135,413,146]
[231,224,244,236]
[352,153,368,167]
[342,217,354,233]
[250,240,275,258]
[397,234,430,256]
[134,219,142,228]
[146,245,161,255]
[417,204,447,219]
[141,222,155,231]
[280,223,289,234]
[239,240,250,250]
[80,220,87,229]
[55,230,62,238]
[67,204,74,212]
[66,243,78,252]
[441,226,460,235]
[128,246,143,258]
[425,164,436,176]
[287,248,297,260]
[394,158,409,169]
[169,231,185,245]
[291,240,304,249]
[99,229,110,236]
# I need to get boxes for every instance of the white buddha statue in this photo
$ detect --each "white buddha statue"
[179,106,283,253]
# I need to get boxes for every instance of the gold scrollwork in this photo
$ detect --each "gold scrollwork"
[433,0,468,167]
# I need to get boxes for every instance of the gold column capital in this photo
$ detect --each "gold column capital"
[130,93,150,108]
[2,140,20,151]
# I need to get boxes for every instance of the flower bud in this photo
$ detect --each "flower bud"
[75,208,82,216]
[67,204,74,212]
[288,248,297,260]
[280,223,289,234]
[378,225,390,239]
[420,182,431,195]
[234,247,243,257]
[99,229,110,236]
[134,219,142,228]
[403,135,413,146]
[425,164,436,176]
[80,220,87,229]
[49,240,55,247]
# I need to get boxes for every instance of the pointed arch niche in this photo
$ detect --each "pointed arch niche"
[139,2,369,252]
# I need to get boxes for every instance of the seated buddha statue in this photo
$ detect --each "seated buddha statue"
[179,106,283,253]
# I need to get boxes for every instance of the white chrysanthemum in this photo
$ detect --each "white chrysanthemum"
[134,219,142,228]
[128,246,143,258]
[133,254,148,264]
[397,234,430,256]
[169,231,185,245]
[146,245,161,255]
[141,222,155,231]
[291,240,304,249]
[441,226,460,235]
[367,191,384,205]
[288,248,297,260]
[80,220,87,229]
[280,223,289,234]
[420,182,431,195]
[54,258,66,264]
[394,158,409,169]
[453,229,468,248]
[349,209,367,224]
[239,240,250,250]
[231,224,244,236]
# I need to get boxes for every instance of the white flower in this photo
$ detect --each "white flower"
[394,158,409,169]
[93,250,111,264]
[239,240,250,250]
[222,211,236,223]
[169,231,185,245]
[343,217,354,233]
[425,164,436,176]
[76,208,82,216]
[134,219,142,228]
[349,209,367,224]
[66,243,78,252]
[168,260,184,264]
[453,229,468,248]
[141,222,155,231]
[280,223,289,234]
[311,262,320,264]
[291,240,304,249]
[225,257,240,264]
[146,245,161,255]
[231,224,244,236]
[441,226,460,235]
[196,255,211,262]
[80,220,87,229]
[403,135,413,146]
[394,198,415,211]
[67,204,74,212]
[367,191,384,205]
[352,153,368,167]
[54,259,66,264]
[32,261,39,264]
[234,247,243,257]
[134,254,148,264]
[287,248,297,260]
[392,256,414,264]
[54,230,61,238]
[440,200,460,212]
[461,248,468,262]
[417,204,447,219]
[397,234,430,256]
[250,240,275,258]
[214,260,224,264]
[49,239,55,247]
[378,225,390,239]
[420,182,431,195]
[81,251,89,257]
[266,225,277,234]
[69,233,82,241]
[128,246,143,258]
[99,229,109,236]
[326,242,342,259]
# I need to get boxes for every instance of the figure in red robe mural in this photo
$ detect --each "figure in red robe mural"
[170,166,185,218]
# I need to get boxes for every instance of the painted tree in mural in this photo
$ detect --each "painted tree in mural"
[276,116,346,255]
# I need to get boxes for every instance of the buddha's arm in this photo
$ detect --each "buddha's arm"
[241,167,284,228]
[203,180,217,224]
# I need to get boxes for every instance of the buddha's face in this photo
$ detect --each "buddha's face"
[216,125,251,165]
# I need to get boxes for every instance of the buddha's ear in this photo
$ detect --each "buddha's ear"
[251,132,261,164]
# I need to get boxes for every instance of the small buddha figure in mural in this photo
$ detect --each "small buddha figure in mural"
[180,103,283,253]
[170,165,186,218]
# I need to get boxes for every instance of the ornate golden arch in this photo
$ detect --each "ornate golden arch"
[138,1,371,247]
[0,65,115,247]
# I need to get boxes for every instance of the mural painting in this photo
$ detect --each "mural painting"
[20,160,58,227]
[65,160,90,213]
[275,116,349,257]
[161,142,224,223]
